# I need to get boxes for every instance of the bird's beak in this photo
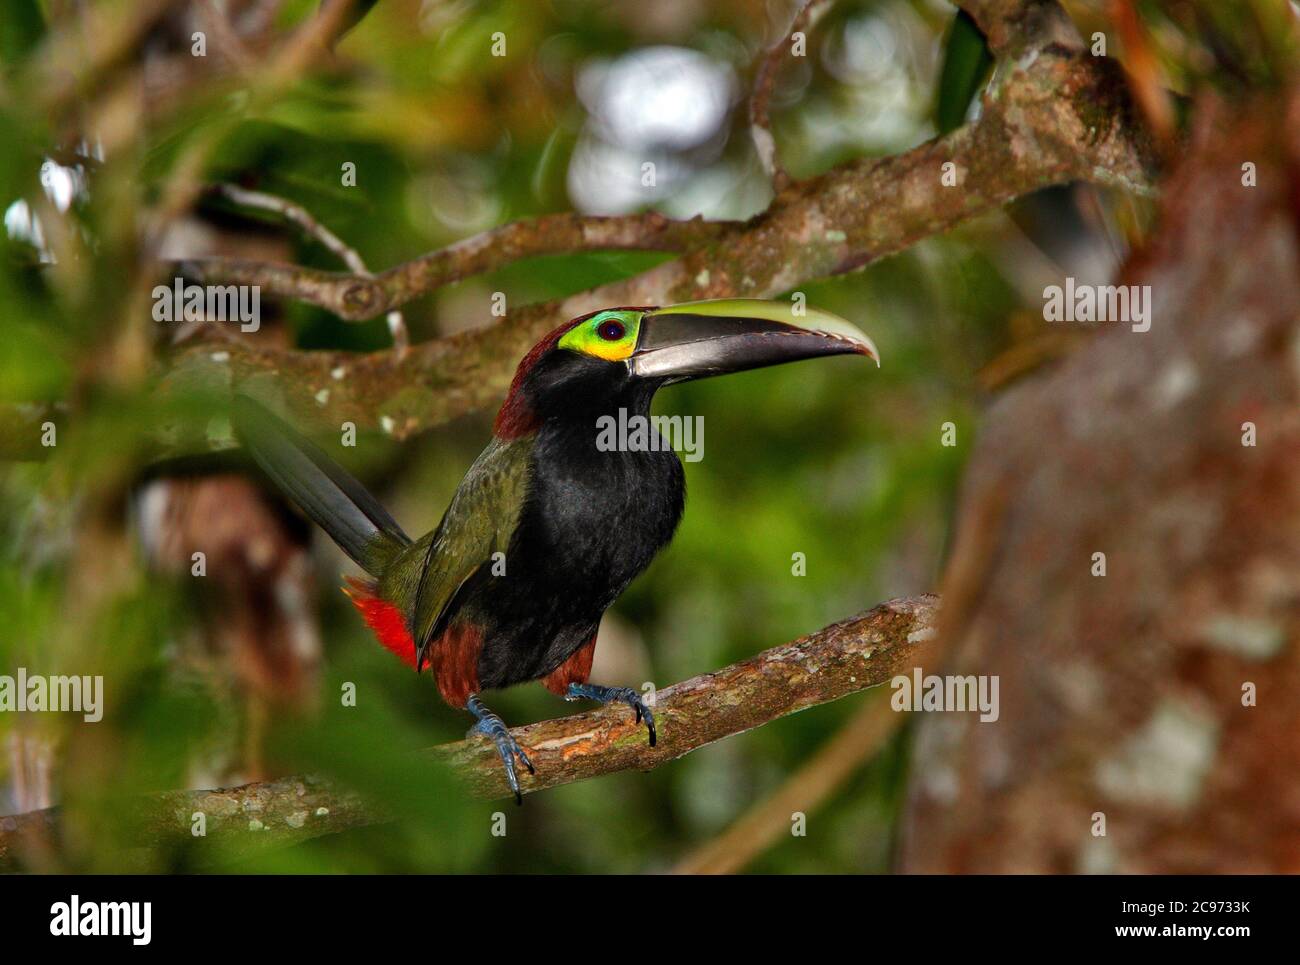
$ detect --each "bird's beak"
[628,298,880,383]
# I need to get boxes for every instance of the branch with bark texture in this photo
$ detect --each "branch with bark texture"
[173,211,741,324]
[212,183,411,350]
[0,595,937,871]
[161,12,1155,441]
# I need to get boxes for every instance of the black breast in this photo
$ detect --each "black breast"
[471,414,685,690]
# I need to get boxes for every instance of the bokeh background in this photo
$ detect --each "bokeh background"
[0,0,1291,873]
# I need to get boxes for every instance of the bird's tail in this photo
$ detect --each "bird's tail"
[341,576,419,669]
[231,394,411,576]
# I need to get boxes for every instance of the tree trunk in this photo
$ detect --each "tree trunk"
[899,90,1300,874]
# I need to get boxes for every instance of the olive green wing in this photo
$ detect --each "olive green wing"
[410,435,533,667]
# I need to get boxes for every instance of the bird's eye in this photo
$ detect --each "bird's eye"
[597,319,626,341]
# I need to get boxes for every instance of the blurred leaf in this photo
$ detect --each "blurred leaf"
[327,0,382,48]
[934,10,992,135]
[0,0,45,68]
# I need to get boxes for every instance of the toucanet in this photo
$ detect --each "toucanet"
[233,299,879,801]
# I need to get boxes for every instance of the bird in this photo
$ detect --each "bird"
[233,298,879,801]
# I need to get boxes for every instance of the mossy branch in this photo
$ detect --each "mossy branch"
[160,43,1155,443]
[0,595,937,870]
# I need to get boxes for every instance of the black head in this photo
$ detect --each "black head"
[493,300,879,438]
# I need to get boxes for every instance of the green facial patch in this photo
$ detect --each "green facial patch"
[558,310,643,362]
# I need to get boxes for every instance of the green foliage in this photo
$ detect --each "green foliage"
[0,0,1059,873]
[935,10,992,135]
[0,0,45,68]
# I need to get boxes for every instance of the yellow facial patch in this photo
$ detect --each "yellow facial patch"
[557,310,643,362]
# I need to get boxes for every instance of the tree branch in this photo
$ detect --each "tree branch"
[959,0,1083,57]
[0,595,937,870]
[163,35,1156,441]
[172,211,741,322]
[212,183,411,350]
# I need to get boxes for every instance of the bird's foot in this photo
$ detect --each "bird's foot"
[466,694,534,805]
[565,683,656,747]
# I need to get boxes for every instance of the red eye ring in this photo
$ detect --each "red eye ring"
[597,319,626,341]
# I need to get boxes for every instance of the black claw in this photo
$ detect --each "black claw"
[565,683,657,748]
[642,705,657,746]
